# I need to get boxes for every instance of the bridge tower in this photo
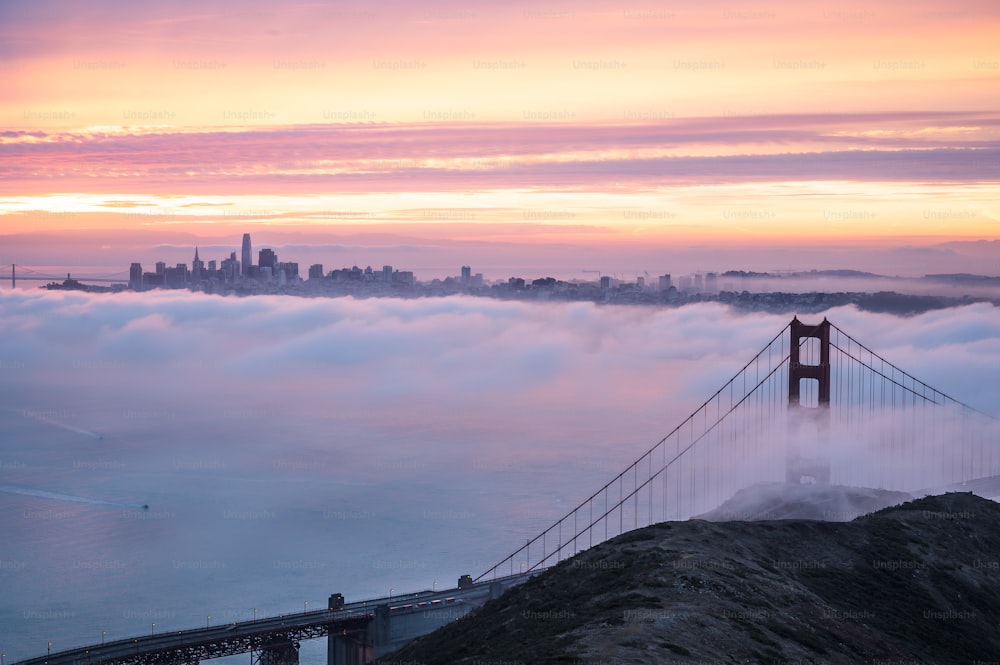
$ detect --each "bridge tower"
[786,317,832,484]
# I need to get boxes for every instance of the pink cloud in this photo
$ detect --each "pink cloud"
[2,113,998,195]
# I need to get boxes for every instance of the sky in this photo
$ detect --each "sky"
[1,0,999,277]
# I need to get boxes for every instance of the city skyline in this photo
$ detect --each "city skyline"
[16,230,976,318]
[10,226,1000,307]
[95,229,999,288]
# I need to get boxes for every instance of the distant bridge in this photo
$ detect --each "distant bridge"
[13,317,1000,665]
[3,264,129,286]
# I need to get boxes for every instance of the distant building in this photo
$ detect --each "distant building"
[705,272,718,294]
[258,248,277,271]
[191,247,204,283]
[129,263,143,290]
[658,274,672,291]
[383,265,393,283]
[278,262,299,280]
[207,259,217,272]
[600,275,613,290]
[308,264,324,279]
[221,255,239,282]
[694,274,704,292]
[164,264,188,289]
[241,234,253,276]
[331,265,364,281]
[461,265,471,285]
[637,276,645,288]
[155,261,166,275]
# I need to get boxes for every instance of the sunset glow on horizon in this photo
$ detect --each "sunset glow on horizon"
[2,0,998,276]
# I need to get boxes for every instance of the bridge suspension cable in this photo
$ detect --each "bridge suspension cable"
[824,322,997,492]
[477,321,796,581]
[478,317,1000,582]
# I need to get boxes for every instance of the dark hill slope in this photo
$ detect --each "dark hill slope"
[383,493,1000,664]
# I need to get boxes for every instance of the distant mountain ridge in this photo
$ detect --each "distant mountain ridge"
[724,268,1000,281]
[924,273,1000,283]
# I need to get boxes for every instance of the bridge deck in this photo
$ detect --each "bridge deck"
[13,573,530,665]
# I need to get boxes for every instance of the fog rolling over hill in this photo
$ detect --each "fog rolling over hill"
[384,492,1000,664]
[696,483,916,523]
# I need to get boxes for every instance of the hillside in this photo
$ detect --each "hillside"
[382,492,1000,664]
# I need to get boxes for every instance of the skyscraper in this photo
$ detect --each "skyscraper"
[191,247,204,283]
[129,263,143,290]
[258,248,277,270]
[461,265,471,285]
[705,272,718,294]
[241,233,252,277]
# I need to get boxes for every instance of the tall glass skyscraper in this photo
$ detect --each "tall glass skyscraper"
[241,233,252,276]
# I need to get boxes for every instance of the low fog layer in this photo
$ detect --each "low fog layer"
[2,291,998,503]
[3,291,999,413]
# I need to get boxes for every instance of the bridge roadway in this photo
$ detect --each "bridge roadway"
[8,276,127,283]
[13,573,532,665]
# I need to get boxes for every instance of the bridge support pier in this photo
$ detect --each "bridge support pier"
[787,318,832,484]
[259,638,299,665]
[327,628,370,665]
[327,605,387,665]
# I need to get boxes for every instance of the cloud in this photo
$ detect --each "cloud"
[2,292,998,514]
[2,291,998,441]
[3,114,998,195]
